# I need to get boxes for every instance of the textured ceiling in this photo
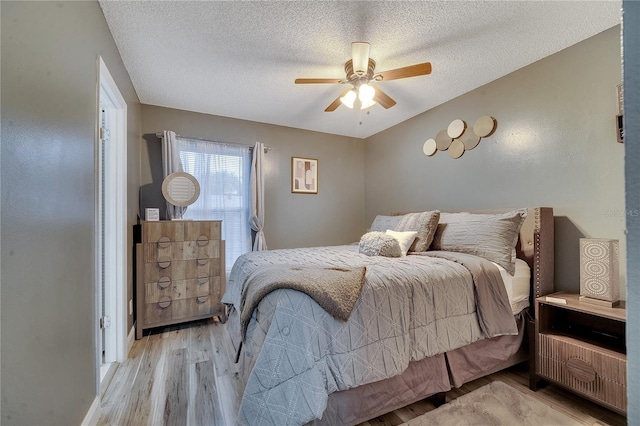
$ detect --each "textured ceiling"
[99,1,621,139]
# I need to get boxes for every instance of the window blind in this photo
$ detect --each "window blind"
[176,137,252,275]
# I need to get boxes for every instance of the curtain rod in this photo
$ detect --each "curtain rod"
[155,132,271,153]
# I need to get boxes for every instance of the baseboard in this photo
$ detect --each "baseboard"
[81,396,101,426]
[127,324,135,355]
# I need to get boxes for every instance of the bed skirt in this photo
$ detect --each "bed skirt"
[308,353,450,426]
[309,312,527,425]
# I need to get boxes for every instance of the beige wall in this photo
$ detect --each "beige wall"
[141,105,366,249]
[364,26,626,297]
[1,2,141,424]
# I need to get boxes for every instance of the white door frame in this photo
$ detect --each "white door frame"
[96,56,128,373]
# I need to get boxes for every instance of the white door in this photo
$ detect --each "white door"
[98,104,117,377]
[97,57,128,385]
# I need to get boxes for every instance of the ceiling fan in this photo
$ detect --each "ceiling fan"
[295,42,432,112]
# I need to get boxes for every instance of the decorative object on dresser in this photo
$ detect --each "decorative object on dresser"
[579,238,620,307]
[145,208,160,221]
[532,292,626,415]
[162,171,201,208]
[134,220,226,340]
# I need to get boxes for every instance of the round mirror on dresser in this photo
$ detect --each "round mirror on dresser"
[161,171,200,207]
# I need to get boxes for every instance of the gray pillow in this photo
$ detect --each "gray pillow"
[359,232,402,257]
[369,215,404,233]
[394,210,441,252]
[430,209,527,275]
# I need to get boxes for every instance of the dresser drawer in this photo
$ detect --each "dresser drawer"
[142,221,185,243]
[538,333,626,412]
[143,240,222,263]
[145,297,173,324]
[172,296,215,321]
[145,278,184,303]
[186,276,211,298]
[184,221,221,241]
[143,259,221,283]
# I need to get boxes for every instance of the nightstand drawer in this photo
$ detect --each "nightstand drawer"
[538,333,626,413]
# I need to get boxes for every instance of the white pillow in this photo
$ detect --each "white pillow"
[385,229,418,256]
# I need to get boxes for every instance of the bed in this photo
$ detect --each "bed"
[222,207,554,425]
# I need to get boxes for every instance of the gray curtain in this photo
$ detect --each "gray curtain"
[161,130,186,219]
[250,141,267,250]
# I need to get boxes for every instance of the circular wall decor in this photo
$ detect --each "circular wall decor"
[459,127,481,150]
[435,129,452,151]
[423,139,437,156]
[473,116,496,137]
[447,119,466,139]
[162,172,200,207]
[448,139,465,159]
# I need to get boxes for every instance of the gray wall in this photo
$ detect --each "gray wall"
[141,105,366,249]
[364,26,626,298]
[623,1,640,422]
[1,2,141,424]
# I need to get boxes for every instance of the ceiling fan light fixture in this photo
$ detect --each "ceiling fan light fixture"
[360,99,376,110]
[351,42,370,75]
[358,84,376,102]
[340,89,357,109]
[358,84,377,109]
[296,41,430,112]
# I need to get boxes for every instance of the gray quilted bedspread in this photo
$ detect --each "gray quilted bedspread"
[223,245,516,425]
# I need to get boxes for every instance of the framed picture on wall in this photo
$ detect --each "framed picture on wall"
[291,157,318,194]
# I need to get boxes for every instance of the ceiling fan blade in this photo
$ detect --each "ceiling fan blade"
[377,62,432,81]
[325,89,351,112]
[373,87,397,109]
[351,42,370,75]
[295,78,343,84]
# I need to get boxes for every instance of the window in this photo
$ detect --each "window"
[177,138,252,274]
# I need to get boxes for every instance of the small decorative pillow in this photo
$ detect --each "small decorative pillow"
[385,229,418,256]
[359,232,402,257]
[394,210,441,252]
[368,215,404,233]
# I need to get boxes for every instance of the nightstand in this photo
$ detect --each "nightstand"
[531,292,626,415]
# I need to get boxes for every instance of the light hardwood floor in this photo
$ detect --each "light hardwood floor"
[99,318,627,426]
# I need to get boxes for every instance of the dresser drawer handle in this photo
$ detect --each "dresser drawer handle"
[197,276,209,284]
[158,297,172,309]
[196,258,209,266]
[196,235,209,246]
[157,236,171,248]
[566,358,597,383]
[157,277,171,289]
[196,296,209,304]
[157,257,171,269]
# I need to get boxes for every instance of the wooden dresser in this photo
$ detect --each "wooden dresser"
[134,220,226,339]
